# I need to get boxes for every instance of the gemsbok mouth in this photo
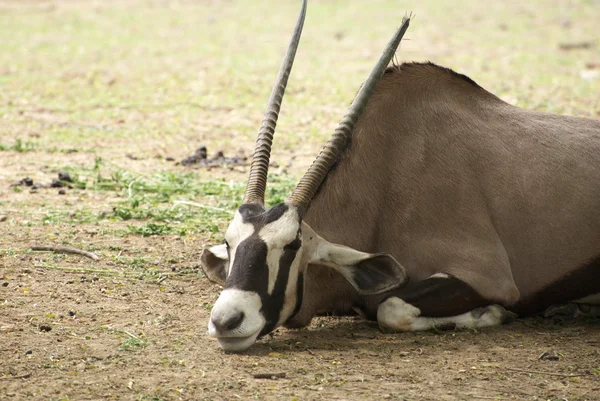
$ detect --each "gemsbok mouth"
[207,288,267,352]
[209,331,261,353]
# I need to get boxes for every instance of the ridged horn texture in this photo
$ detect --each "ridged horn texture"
[288,16,411,213]
[243,0,307,205]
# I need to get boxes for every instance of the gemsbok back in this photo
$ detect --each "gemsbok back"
[201,0,600,352]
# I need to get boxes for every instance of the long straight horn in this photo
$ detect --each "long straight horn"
[288,16,410,212]
[243,0,307,205]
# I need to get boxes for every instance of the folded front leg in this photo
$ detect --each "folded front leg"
[375,273,517,332]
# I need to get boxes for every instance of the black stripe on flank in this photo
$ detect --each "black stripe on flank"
[393,275,488,317]
[512,255,600,316]
[361,275,488,320]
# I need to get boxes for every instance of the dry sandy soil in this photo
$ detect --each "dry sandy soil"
[1,0,600,400]
[1,243,599,401]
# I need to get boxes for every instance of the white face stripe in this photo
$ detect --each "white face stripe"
[278,255,302,327]
[258,208,300,247]
[266,247,283,295]
[258,207,301,296]
[224,210,255,275]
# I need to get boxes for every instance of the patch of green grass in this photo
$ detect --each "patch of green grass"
[114,255,152,270]
[42,208,101,225]
[0,138,36,152]
[119,335,148,351]
[127,222,183,237]
[3,0,599,246]
[40,161,296,238]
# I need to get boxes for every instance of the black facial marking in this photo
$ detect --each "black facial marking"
[238,203,266,220]
[238,202,290,226]
[259,241,300,336]
[291,271,304,320]
[284,237,302,252]
[227,202,304,336]
[225,237,269,294]
[263,203,290,225]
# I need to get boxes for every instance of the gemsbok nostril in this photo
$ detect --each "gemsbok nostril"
[212,311,245,333]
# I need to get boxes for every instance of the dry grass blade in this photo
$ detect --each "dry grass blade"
[0,373,31,381]
[504,367,591,377]
[30,245,100,261]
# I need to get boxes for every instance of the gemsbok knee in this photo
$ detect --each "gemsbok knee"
[201,0,600,352]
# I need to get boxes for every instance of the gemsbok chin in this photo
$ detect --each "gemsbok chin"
[201,0,600,352]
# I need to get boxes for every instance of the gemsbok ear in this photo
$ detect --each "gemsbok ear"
[200,244,228,286]
[309,240,408,295]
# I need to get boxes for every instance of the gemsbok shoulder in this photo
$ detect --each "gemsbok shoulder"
[201,0,600,352]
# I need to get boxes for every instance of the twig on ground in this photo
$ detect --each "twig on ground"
[30,245,100,261]
[0,373,31,380]
[444,381,534,398]
[252,372,286,379]
[505,367,590,377]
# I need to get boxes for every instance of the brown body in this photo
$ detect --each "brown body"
[288,62,600,327]
[205,9,599,352]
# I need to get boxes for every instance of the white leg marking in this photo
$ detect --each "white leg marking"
[377,300,512,333]
[410,305,510,331]
[377,297,421,332]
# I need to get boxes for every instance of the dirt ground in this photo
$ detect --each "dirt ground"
[1,155,599,401]
[1,0,600,400]
[1,245,599,401]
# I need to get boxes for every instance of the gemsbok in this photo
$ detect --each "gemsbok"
[201,0,600,352]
